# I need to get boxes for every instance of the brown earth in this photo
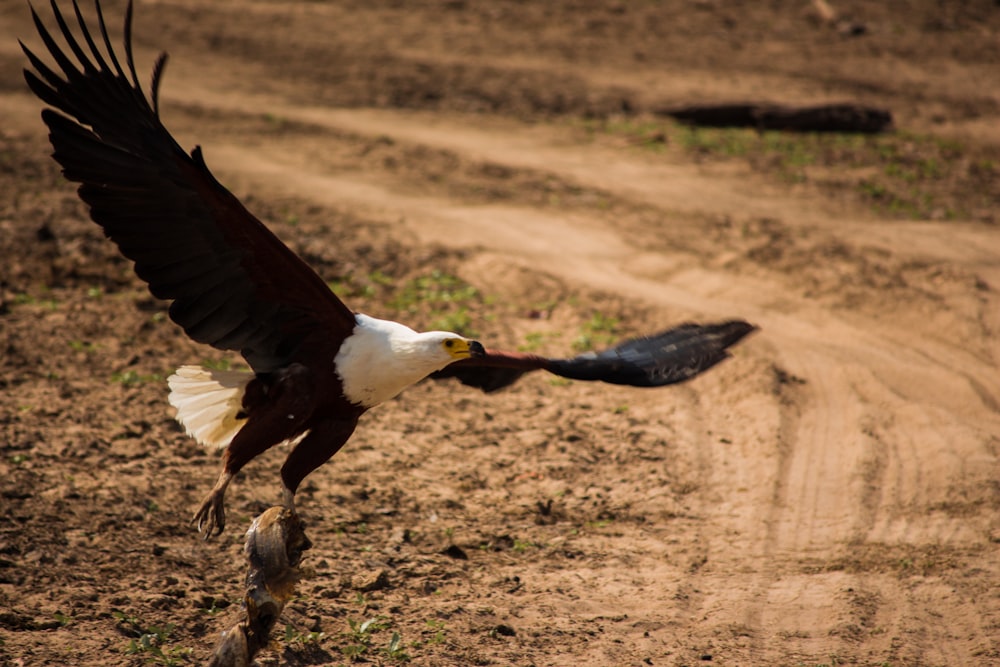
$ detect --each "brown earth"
[2,1,999,665]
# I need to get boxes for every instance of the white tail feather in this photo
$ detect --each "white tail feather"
[167,365,253,451]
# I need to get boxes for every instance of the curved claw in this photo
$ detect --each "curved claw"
[192,490,227,540]
[193,470,233,540]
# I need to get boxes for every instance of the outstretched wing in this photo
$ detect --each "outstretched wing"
[434,320,756,393]
[21,0,357,372]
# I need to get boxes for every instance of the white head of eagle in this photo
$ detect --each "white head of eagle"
[335,314,481,408]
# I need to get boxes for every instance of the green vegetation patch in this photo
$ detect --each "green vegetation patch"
[384,269,485,337]
[587,117,998,222]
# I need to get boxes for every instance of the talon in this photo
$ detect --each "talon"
[193,471,233,539]
[192,491,226,539]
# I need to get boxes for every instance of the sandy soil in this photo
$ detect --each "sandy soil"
[2,1,999,665]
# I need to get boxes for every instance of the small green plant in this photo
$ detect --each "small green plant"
[431,308,475,335]
[13,292,60,310]
[284,623,327,644]
[264,113,287,128]
[327,277,378,299]
[519,330,562,352]
[125,633,192,666]
[680,126,754,157]
[114,612,192,666]
[512,538,538,553]
[572,312,620,352]
[200,357,234,371]
[199,600,227,616]
[423,619,447,645]
[386,271,481,336]
[113,609,140,626]
[388,271,476,310]
[368,269,395,287]
[340,616,391,660]
[111,370,163,386]
[349,617,388,639]
[519,331,546,352]
[599,118,670,152]
[383,631,410,661]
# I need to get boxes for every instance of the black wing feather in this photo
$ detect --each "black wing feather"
[22,0,357,372]
[549,320,756,387]
[436,320,756,393]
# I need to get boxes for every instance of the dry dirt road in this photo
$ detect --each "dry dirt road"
[1,1,999,665]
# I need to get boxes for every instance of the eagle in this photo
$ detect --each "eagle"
[22,0,756,538]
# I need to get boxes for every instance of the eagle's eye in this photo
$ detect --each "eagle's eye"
[444,339,455,348]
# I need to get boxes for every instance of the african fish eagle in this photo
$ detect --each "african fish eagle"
[22,0,756,538]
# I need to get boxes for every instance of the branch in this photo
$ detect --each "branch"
[209,507,312,666]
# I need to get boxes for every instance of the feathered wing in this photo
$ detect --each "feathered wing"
[433,320,756,392]
[21,0,357,372]
[167,366,253,451]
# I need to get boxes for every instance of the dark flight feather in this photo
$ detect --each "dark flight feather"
[21,0,358,373]
[433,320,756,392]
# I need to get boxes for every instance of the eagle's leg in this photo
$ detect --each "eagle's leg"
[281,485,297,515]
[191,363,316,538]
[193,470,233,539]
[278,417,360,517]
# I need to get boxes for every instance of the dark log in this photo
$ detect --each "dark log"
[659,102,893,134]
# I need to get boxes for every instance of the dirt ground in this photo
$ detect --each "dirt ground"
[1,1,999,665]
